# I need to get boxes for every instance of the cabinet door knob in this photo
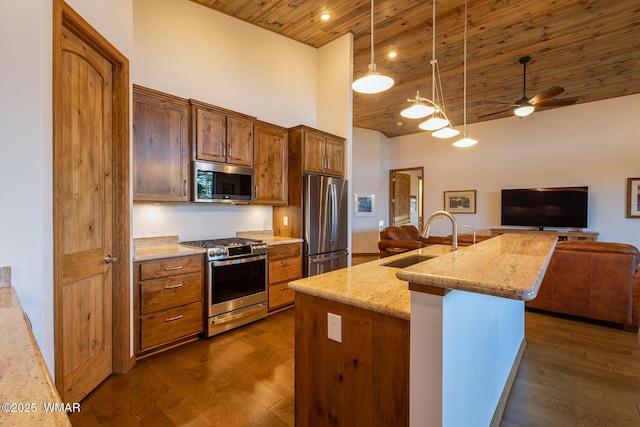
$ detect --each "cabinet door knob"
[104,255,117,264]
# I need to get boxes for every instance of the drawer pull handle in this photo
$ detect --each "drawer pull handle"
[280,287,289,291]
[280,262,291,267]
[164,314,184,322]
[164,265,185,271]
[163,283,183,290]
[280,251,292,255]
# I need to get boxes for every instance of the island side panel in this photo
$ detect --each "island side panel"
[295,292,409,426]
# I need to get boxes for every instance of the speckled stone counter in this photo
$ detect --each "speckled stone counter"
[0,287,71,426]
[288,245,451,320]
[396,233,557,300]
[133,235,205,262]
[236,230,303,246]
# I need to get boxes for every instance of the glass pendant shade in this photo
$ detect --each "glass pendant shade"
[401,101,435,119]
[419,115,449,131]
[452,137,478,148]
[352,64,395,94]
[432,126,460,138]
[514,104,535,117]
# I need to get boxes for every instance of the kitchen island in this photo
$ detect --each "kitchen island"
[289,233,557,426]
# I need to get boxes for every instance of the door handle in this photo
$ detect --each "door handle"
[104,255,117,264]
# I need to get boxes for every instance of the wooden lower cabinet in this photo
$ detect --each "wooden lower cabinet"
[134,254,204,358]
[295,292,409,426]
[268,243,302,311]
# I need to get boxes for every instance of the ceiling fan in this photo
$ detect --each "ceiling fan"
[479,56,580,119]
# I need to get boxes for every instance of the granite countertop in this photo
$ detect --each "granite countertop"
[133,235,205,262]
[288,245,452,320]
[0,287,71,426]
[396,233,557,300]
[236,230,303,246]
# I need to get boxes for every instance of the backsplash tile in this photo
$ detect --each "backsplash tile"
[0,266,11,288]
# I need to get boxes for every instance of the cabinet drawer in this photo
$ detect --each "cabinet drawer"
[269,257,302,284]
[268,243,301,261]
[140,302,203,350]
[269,282,295,308]
[140,272,202,315]
[140,255,202,280]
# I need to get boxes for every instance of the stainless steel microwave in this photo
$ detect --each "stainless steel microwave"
[192,161,254,203]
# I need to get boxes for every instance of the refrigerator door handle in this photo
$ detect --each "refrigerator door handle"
[329,183,337,248]
[308,249,349,263]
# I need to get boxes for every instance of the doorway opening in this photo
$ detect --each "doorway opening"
[389,167,424,232]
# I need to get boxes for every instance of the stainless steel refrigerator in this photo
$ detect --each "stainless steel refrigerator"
[304,174,349,276]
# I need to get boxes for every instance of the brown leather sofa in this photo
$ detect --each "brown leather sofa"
[527,241,640,332]
[378,225,442,257]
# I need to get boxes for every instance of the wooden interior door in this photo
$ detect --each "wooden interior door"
[53,1,131,402]
[392,172,411,226]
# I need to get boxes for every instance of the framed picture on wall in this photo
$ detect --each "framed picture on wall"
[626,178,640,218]
[355,194,375,216]
[444,190,476,214]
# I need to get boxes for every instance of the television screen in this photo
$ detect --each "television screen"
[500,186,588,229]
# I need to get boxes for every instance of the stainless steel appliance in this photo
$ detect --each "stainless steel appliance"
[304,174,349,276]
[192,161,254,203]
[180,237,268,337]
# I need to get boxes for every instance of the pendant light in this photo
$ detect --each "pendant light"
[352,0,394,94]
[453,0,478,148]
[400,0,458,139]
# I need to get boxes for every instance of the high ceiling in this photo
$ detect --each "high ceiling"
[190,0,640,138]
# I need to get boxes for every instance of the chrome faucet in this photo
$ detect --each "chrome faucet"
[422,210,458,251]
[458,224,476,245]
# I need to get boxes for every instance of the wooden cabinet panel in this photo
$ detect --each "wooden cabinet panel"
[194,107,226,163]
[134,254,204,357]
[303,131,326,174]
[269,283,295,309]
[191,100,254,167]
[140,273,202,315]
[269,258,302,284]
[140,302,203,350]
[140,254,203,280]
[268,243,301,261]
[133,85,190,202]
[227,116,253,167]
[267,242,302,311]
[324,136,345,177]
[254,121,288,205]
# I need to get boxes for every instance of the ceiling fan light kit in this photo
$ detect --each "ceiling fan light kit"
[480,55,580,120]
[352,0,394,94]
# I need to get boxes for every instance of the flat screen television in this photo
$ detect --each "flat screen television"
[500,186,588,229]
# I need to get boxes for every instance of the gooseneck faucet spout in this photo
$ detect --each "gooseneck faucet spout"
[422,210,459,251]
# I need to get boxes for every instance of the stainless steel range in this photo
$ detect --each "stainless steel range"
[180,237,268,337]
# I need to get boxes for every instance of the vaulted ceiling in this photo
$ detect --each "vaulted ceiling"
[190,0,640,138]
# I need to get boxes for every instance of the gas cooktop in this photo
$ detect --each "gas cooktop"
[180,237,267,261]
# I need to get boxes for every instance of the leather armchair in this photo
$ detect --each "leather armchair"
[378,225,443,257]
[527,241,640,332]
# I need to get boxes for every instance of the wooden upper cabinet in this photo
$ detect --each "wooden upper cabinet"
[254,121,288,205]
[295,125,345,177]
[191,100,254,167]
[324,136,345,177]
[133,85,190,202]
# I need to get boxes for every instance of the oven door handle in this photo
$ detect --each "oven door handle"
[211,253,267,267]
[211,304,266,325]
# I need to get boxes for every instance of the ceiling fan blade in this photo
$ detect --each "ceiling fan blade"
[534,97,581,109]
[478,108,514,119]
[529,86,565,105]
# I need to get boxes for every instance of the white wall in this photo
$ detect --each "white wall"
[0,0,133,377]
[353,94,640,249]
[352,128,390,253]
[131,0,321,239]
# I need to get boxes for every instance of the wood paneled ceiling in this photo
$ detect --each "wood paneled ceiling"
[190,0,640,138]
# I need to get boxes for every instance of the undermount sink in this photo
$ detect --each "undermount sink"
[382,254,435,268]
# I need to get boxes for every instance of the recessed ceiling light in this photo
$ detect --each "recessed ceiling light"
[320,13,331,21]
[388,51,397,58]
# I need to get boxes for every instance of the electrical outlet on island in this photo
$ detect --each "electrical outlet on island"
[327,312,342,343]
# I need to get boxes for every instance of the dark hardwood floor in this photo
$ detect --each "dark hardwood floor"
[69,270,640,426]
